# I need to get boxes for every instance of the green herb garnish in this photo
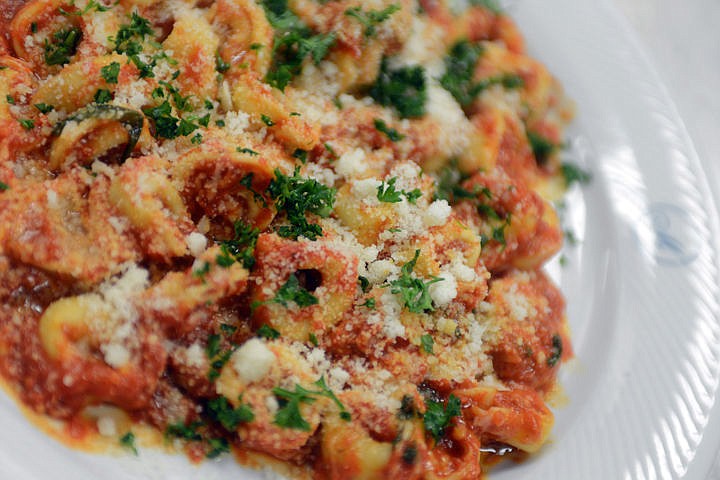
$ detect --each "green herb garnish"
[272,273,318,308]
[377,177,422,204]
[257,324,281,339]
[370,57,426,118]
[267,167,336,240]
[207,396,254,431]
[119,432,138,455]
[423,394,461,442]
[547,334,562,366]
[261,0,336,91]
[44,27,81,66]
[344,4,400,37]
[101,61,120,83]
[389,250,442,313]
[273,376,349,430]
[373,118,405,141]
[420,334,434,354]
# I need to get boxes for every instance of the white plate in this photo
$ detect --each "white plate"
[2,0,720,478]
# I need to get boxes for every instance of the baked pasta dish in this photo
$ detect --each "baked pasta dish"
[0,0,577,477]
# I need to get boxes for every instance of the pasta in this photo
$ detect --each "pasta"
[0,0,579,478]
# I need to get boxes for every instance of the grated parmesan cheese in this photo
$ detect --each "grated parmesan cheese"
[230,339,275,384]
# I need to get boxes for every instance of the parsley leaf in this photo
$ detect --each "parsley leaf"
[113,12,154,54]
[439,40,484,107]
[273,377,350,430]
[370,57,427,118]
[267,167,336,240]
[377,177,422,204]
[273,384,316,431]
[470,0,503,14]
[44,27,82,66]
[547,334,563,367]
[344,4,401,37]
[206,437,230,458]
[440,40,524,107]
[236,147,259,156]
[373,118,405,141]
[561,162,591,187]
[389,250,442,313]
[101,61,121,83]
[423,394,461,442]
[261,0,336,91]
[0,182,9,191]
[257,324,281,339]
[420,334,434,354]
[18,119,34,130]
[272,273,318,308]
[34,103,54,114]
[5,95,14,105]
[94,88,112,103]
[215,52,231,73]
[376,177,403,203]
[119,432,138,455]
[433,162,475,204]
[207,396,254,431]
[216,220,260,269]
[165,421,203,441]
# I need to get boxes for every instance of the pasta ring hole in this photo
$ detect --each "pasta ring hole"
[294,268,322,293]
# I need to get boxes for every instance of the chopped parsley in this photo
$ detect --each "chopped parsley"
[273,376,350,430]
[60,0,111,16]
[360,298,376,309]
[440,39,524,107]
[216,220,260,269]
[272,273,318,308]
[215,52,231,73]
[389,250,442,313]
[358,276,370,293]
[260,114,275,126]
[165,421,204,442]
[420,334,434,354]
[113,12,154,54]
[44,27,82,66]
[94,88,112,103]
[547,334,563,367]
[206,438,230,458]
[101,61,121,83]
[18,119,34,130]
[433,162,475,204]
[205,333,236,382]
[267,167,336,240]
[34,103,54,113]
[344,4,401,37]
[0,182,9,191]
[308,332,319,346]
[207,396,254,431]
[236,147,259,156]
[261,0,336,91]
[527,131,558,164]
[561,162,591,187]
[292,148,308,163]
[376,177,422,204]
[423,394,461,442]
[5,95,14,105]
[370,57,427,118]
[119,432,138,455]
[257,324,281,339]
[470,0,502,14]
[373,118,405,141]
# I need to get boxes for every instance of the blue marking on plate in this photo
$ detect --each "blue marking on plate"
[649,202,699,267]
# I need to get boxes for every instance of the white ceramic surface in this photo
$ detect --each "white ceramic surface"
[2,0,720,479]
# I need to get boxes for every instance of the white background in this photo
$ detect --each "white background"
[612,2,720,477]
[613,0,720,221]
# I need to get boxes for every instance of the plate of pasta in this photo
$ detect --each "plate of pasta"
[1,0,720,479]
